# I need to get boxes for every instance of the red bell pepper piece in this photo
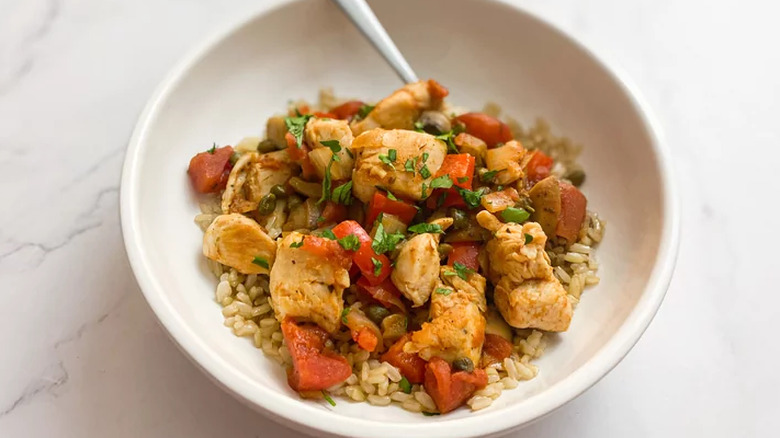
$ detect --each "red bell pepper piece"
[187,146,234,193]
[435,154,475,189]
[526,150,554,186]
[380,334,428,384]
[330,100,366,120]
[356,276,406,313]
[447,242,480,271]
[281,319,352,392]
[299,235,352,269]
[331,220,391,285]
[556,181,587,242]
[365,191,418,227]
[454,113,513,148]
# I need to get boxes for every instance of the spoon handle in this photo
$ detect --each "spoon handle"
[330,0,419,84]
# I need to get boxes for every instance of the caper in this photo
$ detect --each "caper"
[452,357,474,373]
[258,193,277,215]
[449,208,468,230]
[366,305,391,325]
[438,243,453,259]
[417,111,452,135]
[257,138,277,153]
[271,184,288,198]
[565,169,586,187]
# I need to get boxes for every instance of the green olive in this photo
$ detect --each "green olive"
[366,305,391,325]
[451,357,474,373]
[258,193,277,215]
[271,184,288,198]
[565,169,586,187]
[449,208,468,229]
[257,138,277,153]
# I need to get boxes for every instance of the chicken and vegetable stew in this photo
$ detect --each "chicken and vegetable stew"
[189,80,605,414]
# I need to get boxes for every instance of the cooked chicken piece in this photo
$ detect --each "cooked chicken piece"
[269,232,350,334]
[351,129,447,202]
[203,214,276,275]
[351,80,447,135]
[484,140,526,185]
[454,133,487,166]
[388,217,453,306]
[222,150,295,214]
[304,117,355,181]
[493,276,572,332]
[476,210,572,332]
[405,267,487,365]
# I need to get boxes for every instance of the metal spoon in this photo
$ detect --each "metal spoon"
[330,0,419,84]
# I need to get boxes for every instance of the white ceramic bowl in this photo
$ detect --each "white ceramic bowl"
[120,0,679,436]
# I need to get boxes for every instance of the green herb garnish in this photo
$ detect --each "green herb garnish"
[501,207,531,224]
[290,240,304,248]
[408,223,444,234]
[399,377,412,394]
[457,176,469,183]
[341,307,351,324]
[456,187,486,209]
[251,256,269,269]
[524,233,533,244]
[371,223,405,254]
[320,229,337,240]
[378,149,396,169]
[430,175,453,189]
[284,114,313,148]
[357,104,375,120]
[345,148,354,159]
[413,121,425,132]
[435,124,465,154]
[404,157,417,174]
[371,257,383,276]
[332,181,353,205]
[207,143,217,154]
[435,287,452,295]
[444,262,474,280]
[322,391,336,407]
[480,169,501,183]
[422,152,429,163]
[229,152,240,165]
[436,191,448,208]
[419,165,432,179]
[421,182,428,199]
[338,234,361,251]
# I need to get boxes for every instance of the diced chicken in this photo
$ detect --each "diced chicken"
[391,235,440,307]
[222,150,295,214]
[203,214,276,275]
[454,133,488,166]
[269,232,350,334]
[493,276,572,332]
[476,210,572,332]
[351,129,447,202]
[304,117,355,181]
[351,80,447,135]
[484,140,526,185]
[404,266,487,365]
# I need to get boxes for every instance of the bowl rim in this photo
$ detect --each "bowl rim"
[119,0,681,436]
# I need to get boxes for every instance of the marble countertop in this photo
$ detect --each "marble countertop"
[1,0,777,436]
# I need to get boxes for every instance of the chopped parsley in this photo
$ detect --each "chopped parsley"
[501,207,531,224]
[318,158,334,205]
[435,124,465,154]
[408,223,444,234]
[404,157,417,174]
[290,240,304,248]
[284,114,312,148]
[422,152,429,163]
[480,169,501,183]
[456,187,486,209]
[378,149,397,169]
[385,190,398,201]
[345,148,354,159]
[421,182,428,199]
[251,256,269,269]
[341,307,351,324]
[338,234,361,251]
[436,191,448,208]
[419,165,432,179]
[457,176,469,183]
[371,257,383,276]
[331,181,353,205]
[229,152,240,165]
[320,229,337,240]
[444,262,474,280]
[435,287,452,295]
[413,121,425,132]
[430,175,453,189]
[322,391,336,407]
[357,104,375,120]
[524,233,534,244]
[207,143,217,154]
[399,377,412,394]
[371,222,405,254]
[320,139,342,158]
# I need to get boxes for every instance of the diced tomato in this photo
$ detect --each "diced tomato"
[435,154,475,189]
[447,242,480,271]
[480,334,513,367]
[426,187,467,210]
[300,235,352,269]
[330,100,366,120]
[423,357,488,414]
[556,181,587,242]
[427,79,449,101]
[381,334,427,384]
[352,327,379,352]
[356,276,406,313]
[454,113,513,148]
[321,201,348,224]
[313,111,336,118]
[365,191,418,227]
[285,132,317,180]
[526,150,554,186]
[291,104,310,116]
[331,220,392,285]
[281,319,352,392]
[187,146,234,193]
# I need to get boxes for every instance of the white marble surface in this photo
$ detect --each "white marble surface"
[1,0,777,436]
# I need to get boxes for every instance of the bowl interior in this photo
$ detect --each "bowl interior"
[123,0,671,436]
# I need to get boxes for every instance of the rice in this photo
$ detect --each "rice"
[196,113,606,414]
